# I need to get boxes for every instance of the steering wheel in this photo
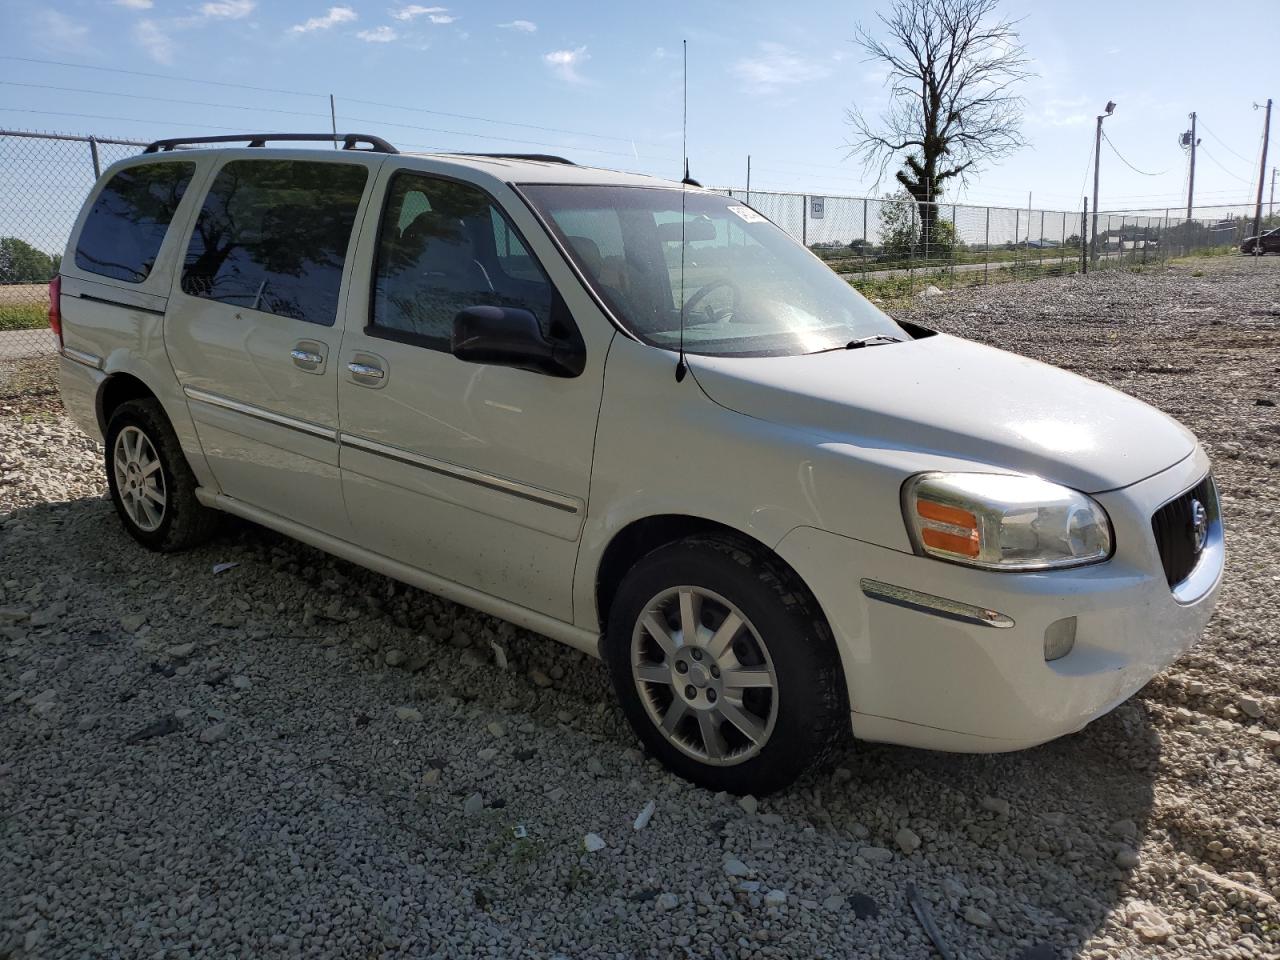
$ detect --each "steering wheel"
[682,278,742,326]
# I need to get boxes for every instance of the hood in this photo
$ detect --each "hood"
[689,333,1196,493]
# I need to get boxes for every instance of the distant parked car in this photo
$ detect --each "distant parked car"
[52,132,1225,793]
[1241,227,1280,254]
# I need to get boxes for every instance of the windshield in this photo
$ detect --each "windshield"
[520,185,905,358]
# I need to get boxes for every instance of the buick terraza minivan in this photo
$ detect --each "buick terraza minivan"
[54,133,1223,793]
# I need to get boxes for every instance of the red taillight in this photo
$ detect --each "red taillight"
[48,275,62,346]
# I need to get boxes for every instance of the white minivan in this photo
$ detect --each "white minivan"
[54,133,1223,793]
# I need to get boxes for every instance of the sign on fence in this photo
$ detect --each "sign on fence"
[810,196,825,220]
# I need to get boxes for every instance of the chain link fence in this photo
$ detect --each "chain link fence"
[2,131,149,393]
[2,128,1275,394]
[715,190,1276,298]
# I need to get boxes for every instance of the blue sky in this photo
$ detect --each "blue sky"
[1,0,1276,214]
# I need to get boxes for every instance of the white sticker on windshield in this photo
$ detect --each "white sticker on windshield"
[726,205,767,223]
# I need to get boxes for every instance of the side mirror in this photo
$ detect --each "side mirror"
[451,305,585,378]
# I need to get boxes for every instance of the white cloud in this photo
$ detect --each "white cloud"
[544,45,588,83]
[201,0,255,18]
[391,4,453,21]
[498,19,536,32]
[290,6,357,32]
[1040,97,1090,128]
[733,42,830,94]
[115,0,154,9]
[357,25,397,42]
[135,19,175,63]
[36,10,90,50]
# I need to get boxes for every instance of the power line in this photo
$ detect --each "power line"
[0,107,260,133]
[1078,134,1096,204]
[1197,119,1254,166]
[0,55,319,99]
[2,54,670,152]
[339,95,665,148]
[0,83,676,162]
[335,112,675,162]
[0,81,330,121]
[1101,130,1171,177]
[1198,143,1255,184]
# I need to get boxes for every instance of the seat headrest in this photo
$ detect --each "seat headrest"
[566,235,604,276]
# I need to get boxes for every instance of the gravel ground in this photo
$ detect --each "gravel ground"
[1,256,1278,960]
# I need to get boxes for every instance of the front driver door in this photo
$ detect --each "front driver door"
[337,167,608,622]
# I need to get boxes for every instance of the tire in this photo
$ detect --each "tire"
[105,398,219,552]
[604,534,848,795]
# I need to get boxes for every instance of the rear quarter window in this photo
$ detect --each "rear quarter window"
[74,161,196,283]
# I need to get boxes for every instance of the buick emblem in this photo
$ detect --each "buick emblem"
[1190,498,1208,553]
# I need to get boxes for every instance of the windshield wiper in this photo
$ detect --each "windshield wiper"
[844,334,902,349]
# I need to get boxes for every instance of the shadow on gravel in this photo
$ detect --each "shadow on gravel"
[3,495,1163,959]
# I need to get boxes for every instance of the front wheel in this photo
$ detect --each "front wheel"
[604,534,848,795]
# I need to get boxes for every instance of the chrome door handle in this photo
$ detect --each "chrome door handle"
[347,362,384,380]
[291,349,324,366]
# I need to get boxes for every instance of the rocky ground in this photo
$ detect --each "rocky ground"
[1,256,1278,959]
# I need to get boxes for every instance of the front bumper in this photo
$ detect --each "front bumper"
[776,447,1223,752]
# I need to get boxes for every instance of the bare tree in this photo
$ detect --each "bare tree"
[847,0,1030,250]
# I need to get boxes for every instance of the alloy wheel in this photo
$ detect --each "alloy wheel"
[113,425,166,532]
[630,585,779,766]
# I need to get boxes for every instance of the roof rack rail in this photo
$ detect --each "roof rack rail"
[143,133,398,154]
[453,152,575,165]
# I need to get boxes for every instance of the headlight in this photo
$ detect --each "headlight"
[903,472,1113,571]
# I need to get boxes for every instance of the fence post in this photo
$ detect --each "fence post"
[908,200,916,295]
[88,136,101,179]
[950,203,957,287]
[1081,198,1088,275]
[1014,207,1020,277]
[801,195,808,247]
[1038,210,1045,271]
[862,199,868,276]
[1061,211,1067,273]
[984,206,990,285]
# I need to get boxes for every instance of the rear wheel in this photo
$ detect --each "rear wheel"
[604,534,848,794]
[105,399,218,551]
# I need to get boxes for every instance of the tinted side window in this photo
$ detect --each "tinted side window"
[182,160,367,325]
[371,173,555,349]
[74,162,195,283]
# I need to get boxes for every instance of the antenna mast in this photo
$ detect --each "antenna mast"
[676,39,689,382]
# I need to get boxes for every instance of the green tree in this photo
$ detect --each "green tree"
[926,218,956,256]
[878,192,917,258]
[0,237,57,283]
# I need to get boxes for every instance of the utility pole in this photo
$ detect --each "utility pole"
[1253,98,1272,251]
[1092,100,1116,263]
[1183,112,1198,221]
[746,155,751,203]
[1270,165,1276,218]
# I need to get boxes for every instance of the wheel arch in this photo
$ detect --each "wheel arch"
[593,514,818,635]
[96,372,159,434]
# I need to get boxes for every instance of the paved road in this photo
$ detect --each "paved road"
[0,328,56,361]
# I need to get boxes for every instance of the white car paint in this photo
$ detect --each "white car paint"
[55,145,1223,757]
